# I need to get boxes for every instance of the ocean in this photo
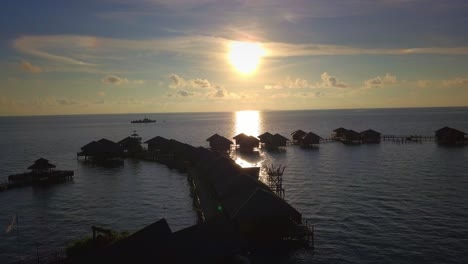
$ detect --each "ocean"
[0,107,467,263]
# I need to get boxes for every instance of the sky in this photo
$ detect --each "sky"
[1,0,467,116]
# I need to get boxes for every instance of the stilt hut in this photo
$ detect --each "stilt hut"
[145,136,170,153]
[435,127,468,145]
[291,130,307,144]
[258,132,274,145]
[78,139,123,160]
[118,132,143,156]
[332,127,348,140]
[206,134,233,153]
[341,130,361,144]
[8,158,73,185]
[271,134,289,148]
[233,133,259,153]
[300,132,322,148]
[360,129,381,143]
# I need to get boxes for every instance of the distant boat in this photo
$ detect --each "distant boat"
[131,117,156,124]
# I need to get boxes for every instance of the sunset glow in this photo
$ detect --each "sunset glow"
[228,41,265,75]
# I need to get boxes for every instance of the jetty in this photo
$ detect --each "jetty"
[70,137,313,263]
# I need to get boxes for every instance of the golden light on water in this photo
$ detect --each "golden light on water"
[235,110,260,137]
[228,41,265,75]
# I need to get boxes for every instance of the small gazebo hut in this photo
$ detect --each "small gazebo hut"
[300,132,322,148]
[360,129,381,143]
[435,127,467,145]
[28,158,56,173]
[291,130,307,144]
[233,133,259,153]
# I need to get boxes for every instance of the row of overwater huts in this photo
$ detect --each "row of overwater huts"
[77,126,467,162]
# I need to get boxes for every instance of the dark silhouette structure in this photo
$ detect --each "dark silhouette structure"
[341,129,361,144]
[118,132,143,156]
[360,129,381,143]
[300,132,322,148]
[233,133,260,153]
[8,158,73,186]
[77,139,124,161]
[332,127,348,140]
[206,134,233,153]
[144,136,170,153]
[435,126,467,145]
[291,130,307,144]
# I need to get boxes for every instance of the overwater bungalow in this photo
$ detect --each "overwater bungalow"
[291,130,307,144]
[8,158,73,185]
[300,132,322,148]
[341,129,361,144]
[360,129,381,143]
[78,139,123,161]
[258,132,274,144]
[435,126,468,145]
[233,133,260,153]
[118,132,143,156]
[206,134,233,153]
[332,127,348,140]
[272,134,289,147]
[144,136,170,153]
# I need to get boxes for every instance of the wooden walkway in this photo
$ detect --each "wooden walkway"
[382,135,434,143]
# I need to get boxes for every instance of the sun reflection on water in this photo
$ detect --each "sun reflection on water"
[233,111,266,170]
[234,110,261,137]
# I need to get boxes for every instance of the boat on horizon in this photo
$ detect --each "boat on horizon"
[131,117,156,124]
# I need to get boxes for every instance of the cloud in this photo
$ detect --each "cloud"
[102,75,128,85]
[168,74,227,98]
[442,77,468,87]
[320,72,348,88]
[264,77,312,89]
[20,61,42,73]
[364,73,397,88]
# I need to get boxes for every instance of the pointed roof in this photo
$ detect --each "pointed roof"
[303,132,322,141]
[211,136,233,146]
[233,133,249,140]
[258,132,274,142]
[272,133,289,142]
[206,133,222,142]
[333,127,348,133]
[435,126,466,135]
[144,136,169,144]
[291,129,306,136]
[27,158,56,170]
[360,129,381,137]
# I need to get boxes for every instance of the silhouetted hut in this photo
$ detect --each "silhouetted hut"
[144,136,170,153]
[332,127,348,139]
[27,158,56,172]
[301,132,322,147]
[341,130,361,144]
[211,137,233,153]
[118,132,143,156]
[291,130,307,144]
[233,133,259,153]
[78,139,123,160]
[206,134,233,153]
[232,188,302,240]
[435,126,468,145]
[360,129,381,143]
[273,134,289,146]
[258,132,274,144]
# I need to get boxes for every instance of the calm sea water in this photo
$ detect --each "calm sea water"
[1,108,468,263]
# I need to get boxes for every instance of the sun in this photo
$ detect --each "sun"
[228,41,265,75]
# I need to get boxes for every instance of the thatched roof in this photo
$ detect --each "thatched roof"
[206,133,222,142]
[435,126,466,136]
[234,133,259,145]
[291,130,307,140]
[79,139,123,157]
[144,136,169,145]
[258,132,274,143]
[360,129,381,137]
[302,132,322,144]
[27,158,56,170]
[333,127,348,133]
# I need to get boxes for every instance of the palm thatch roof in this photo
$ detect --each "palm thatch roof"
[27,158,56,170]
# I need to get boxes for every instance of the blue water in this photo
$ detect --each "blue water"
[1,108,468,263]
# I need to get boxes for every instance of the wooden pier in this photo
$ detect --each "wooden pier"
[382,135,435,143]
